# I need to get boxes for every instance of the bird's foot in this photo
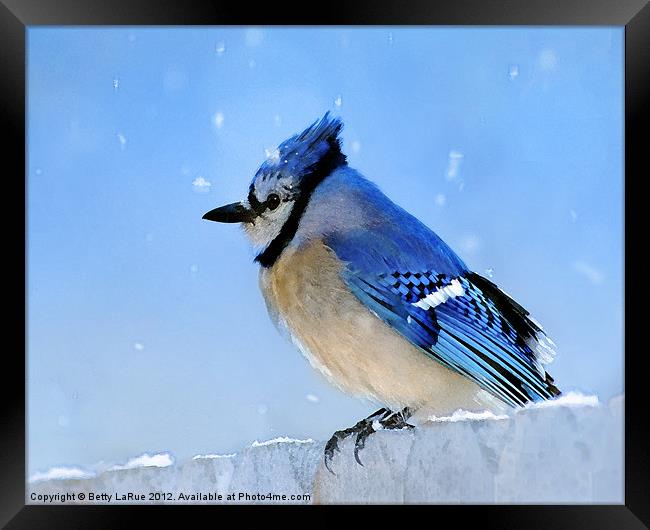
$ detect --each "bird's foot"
[324,408,388,474]
[324,407,414,474]
[380,407,415,431]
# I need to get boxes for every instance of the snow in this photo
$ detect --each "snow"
[428,409,509,423]
[445,149,464,180]
[522,391,598,409]
[264,147,281,162]
[251,437,314,447]
[28,394,622,504]
[192,176,212,193]
[214,41,226,55]
[193,453,236,460]
[213,112,224,129]
[30,466,94,483]
[109,452,174,471]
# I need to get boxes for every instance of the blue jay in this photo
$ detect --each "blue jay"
[203,112,560,471]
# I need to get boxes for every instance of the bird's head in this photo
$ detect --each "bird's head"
[203,112,347,266]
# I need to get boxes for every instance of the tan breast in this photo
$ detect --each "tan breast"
[260,240,504,417]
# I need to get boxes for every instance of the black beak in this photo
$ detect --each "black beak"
[202,202,256,223]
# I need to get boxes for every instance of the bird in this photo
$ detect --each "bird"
[202,112,561,472]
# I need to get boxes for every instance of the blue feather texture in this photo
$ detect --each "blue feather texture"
[322,178,559,407]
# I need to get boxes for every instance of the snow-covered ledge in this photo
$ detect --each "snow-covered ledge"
[28,394,623,504]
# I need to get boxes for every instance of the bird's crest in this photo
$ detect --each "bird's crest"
[255,112,347,185]
[293,111,344,157]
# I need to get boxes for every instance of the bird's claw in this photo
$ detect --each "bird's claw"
[353,420,377,466]
[324,408,414,473]
[324,426,354,474]
[323,437,339,474]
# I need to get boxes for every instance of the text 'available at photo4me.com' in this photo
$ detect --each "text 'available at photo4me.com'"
[30,490,311,504]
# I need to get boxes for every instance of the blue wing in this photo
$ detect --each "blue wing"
[326,228,560,407]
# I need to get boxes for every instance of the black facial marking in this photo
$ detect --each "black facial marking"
[247,185,264,215]
[255,141,347,268]
[247,187,288,218]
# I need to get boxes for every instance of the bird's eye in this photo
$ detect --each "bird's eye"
[267,193,281,211]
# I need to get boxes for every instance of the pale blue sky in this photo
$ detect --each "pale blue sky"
[27,27,623,476]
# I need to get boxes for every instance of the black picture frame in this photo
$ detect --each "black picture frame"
[2,0,647,525]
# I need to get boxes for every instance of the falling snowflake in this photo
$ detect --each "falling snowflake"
[192,176,212,193]
[264,148,281,162]
[446,150,464,181]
